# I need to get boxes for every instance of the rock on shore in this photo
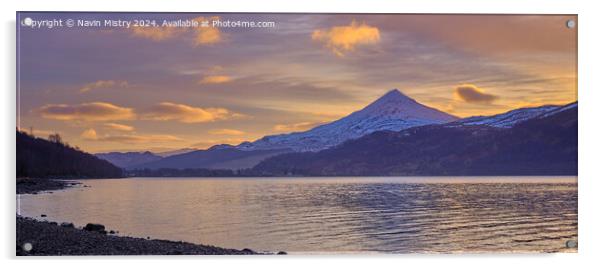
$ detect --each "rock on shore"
[16,178,76,194]
[16,216,256,255]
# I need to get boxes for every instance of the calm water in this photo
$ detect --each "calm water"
[17,177,578,253]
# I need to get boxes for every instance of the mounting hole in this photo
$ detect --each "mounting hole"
[566,19,576,29]
[566,240,577,248]
[22,17,33,26]
[22,242,33,252]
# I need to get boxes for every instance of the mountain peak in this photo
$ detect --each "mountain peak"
[373,89,414,104]
[366,89,418,111]
[384,88,404,96]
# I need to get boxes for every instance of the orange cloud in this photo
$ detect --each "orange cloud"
[80,128,98,140]
[273,121,323,132]
[454,84,499,104]
[79,80,129,93]
[104,123,135,132]
[129,16,223,46]
[38,102,135,121]
[193,17,223,45]
[144,102,243,123]
[198,75,231,84]
[312,21,380,56]
[208,128,245,136]
[81,127,181,144]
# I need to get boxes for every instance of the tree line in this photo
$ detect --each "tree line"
[16,130,123,178]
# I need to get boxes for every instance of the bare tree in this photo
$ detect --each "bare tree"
[48,133,63,144]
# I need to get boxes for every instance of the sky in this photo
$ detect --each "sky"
[17,13,577,153]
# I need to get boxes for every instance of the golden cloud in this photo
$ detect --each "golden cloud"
[312,21,380,56]
[104,123,135,132]
[454,84,499,104]
[198,75,232,84]
[144,102,243,123]
[79,80,129,93]
[129,16,223,46]
[80,128,98,140]
[193,17,223,45]
[80,127,181,144]
[208,128,245,136]
[273,121,323,132]
[38,102,135,121]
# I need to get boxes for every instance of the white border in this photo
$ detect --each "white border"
[2,0,601,267]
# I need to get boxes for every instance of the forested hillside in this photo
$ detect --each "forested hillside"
[16,130,123,178]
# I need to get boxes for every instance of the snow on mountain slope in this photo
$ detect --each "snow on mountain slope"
[452,102,577,128]
[540,102,577,118]
[237,89,459,152]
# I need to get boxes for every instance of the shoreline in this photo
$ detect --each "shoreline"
[16,178,266,256]
[16,216,257,255]
[16,177,79,195]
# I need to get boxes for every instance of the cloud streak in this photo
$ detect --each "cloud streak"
[104,123,135,132]
[273,121,324,133]
[208,129,245,135]
[143,102,244,123]
[38,102,135,121]
[79,80,129,93]
[81,128,181,144]
[198,75,231,84]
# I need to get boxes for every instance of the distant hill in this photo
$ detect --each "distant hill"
[252,102,577,176]
[130,147,291,170]
[16,131,123,178]
[95,151,163,168]
[155,148,198,157]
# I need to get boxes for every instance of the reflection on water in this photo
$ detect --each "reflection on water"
[18,177,578,253]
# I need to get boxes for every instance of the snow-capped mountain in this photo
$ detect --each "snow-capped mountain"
[237,89,459,152]
[253,102,578,176]
[452,102,576,128]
